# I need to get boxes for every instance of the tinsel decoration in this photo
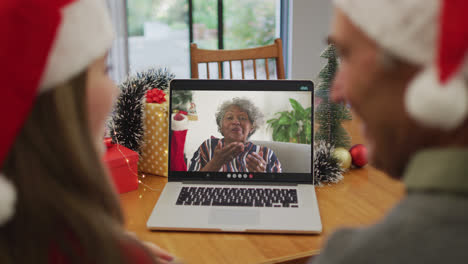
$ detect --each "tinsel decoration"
[314,44,352,149]
[136,67,175,93]
[109,68,175,153]
[313,140,344,186]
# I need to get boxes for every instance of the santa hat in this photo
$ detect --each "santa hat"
[0,0,114,225]
[334,0,468,130]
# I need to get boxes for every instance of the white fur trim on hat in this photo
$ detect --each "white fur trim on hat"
[0,173,16,226]
[405,67,468,130]
[334,0,468,129]
[39,0,114,91]
[333,0,439,65]
[171,113,189,131]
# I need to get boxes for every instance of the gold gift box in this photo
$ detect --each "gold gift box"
[138,102,169,177]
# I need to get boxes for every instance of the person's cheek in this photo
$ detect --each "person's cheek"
[91,79,112,132]
[87,84,101,137]
[109,78,119,103]
[101,78,118,119]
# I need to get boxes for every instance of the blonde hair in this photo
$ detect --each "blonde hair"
[0,72,155,263]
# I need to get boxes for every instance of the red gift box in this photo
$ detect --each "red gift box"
[103,143,139,194]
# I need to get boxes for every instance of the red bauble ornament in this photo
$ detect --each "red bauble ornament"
[349,144,368,168]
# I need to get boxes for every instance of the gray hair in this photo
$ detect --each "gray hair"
[215,97,264,138]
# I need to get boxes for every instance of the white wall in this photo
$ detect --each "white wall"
[290,0,332,81]
[185,91,312,162]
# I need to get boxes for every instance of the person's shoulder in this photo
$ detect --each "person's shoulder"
[310,222,406,264]
[311,194,468,264]
[310,199,412,264]
[309,228,359,264]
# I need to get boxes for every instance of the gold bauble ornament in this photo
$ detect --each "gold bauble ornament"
[333,147,352,169]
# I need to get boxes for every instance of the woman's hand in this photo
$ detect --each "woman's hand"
[200,141,244,171]
[213,141,244,164]
[143,241,177,264]
[126,232,176,264]
[246,151,267,172]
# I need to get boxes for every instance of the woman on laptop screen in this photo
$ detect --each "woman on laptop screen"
[189,98,282,173]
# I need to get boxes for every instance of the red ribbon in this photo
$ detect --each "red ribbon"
[146,88,167,104]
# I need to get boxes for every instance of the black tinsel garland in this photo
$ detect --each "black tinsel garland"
[109,68,175,153]
[135,68,175,93]
[313,140,344,186]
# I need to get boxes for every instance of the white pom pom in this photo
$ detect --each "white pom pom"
[0,173,16,226]
[171,113,189,131]
[405,66,468,130]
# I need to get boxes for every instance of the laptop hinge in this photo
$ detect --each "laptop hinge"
[180,181,298,186]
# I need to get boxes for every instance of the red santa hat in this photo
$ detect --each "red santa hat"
[334,0,468,130]
[0,0,114,225]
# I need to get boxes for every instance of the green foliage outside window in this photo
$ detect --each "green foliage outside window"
[127,0,277,49]
[224,0,276,49]
[127,0,158,36]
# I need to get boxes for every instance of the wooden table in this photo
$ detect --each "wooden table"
[120,166,404,264]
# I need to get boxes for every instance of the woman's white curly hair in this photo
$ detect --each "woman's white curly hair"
[215,97,264,139]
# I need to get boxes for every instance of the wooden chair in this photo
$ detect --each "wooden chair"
[190,38,285,79]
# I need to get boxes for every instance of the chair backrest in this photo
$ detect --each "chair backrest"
[190,38,285,80]
[251,140,311,173]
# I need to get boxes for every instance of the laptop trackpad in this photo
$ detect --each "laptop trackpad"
[208,209,260,226]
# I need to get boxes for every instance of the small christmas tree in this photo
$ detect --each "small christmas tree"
[315,44,352,149]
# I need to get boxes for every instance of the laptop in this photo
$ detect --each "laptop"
[147,79,322,234]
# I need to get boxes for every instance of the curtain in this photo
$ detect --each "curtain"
[106,0,129,84]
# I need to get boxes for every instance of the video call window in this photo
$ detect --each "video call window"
[172,90,312,174]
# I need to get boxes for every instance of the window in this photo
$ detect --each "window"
[127,0,189,77]
[125,0,288,79]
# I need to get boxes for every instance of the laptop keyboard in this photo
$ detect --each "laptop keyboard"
[176,187,299,208]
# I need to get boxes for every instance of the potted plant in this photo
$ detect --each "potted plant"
[267,99,312,144]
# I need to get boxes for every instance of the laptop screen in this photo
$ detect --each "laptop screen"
[168,80,314,184]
